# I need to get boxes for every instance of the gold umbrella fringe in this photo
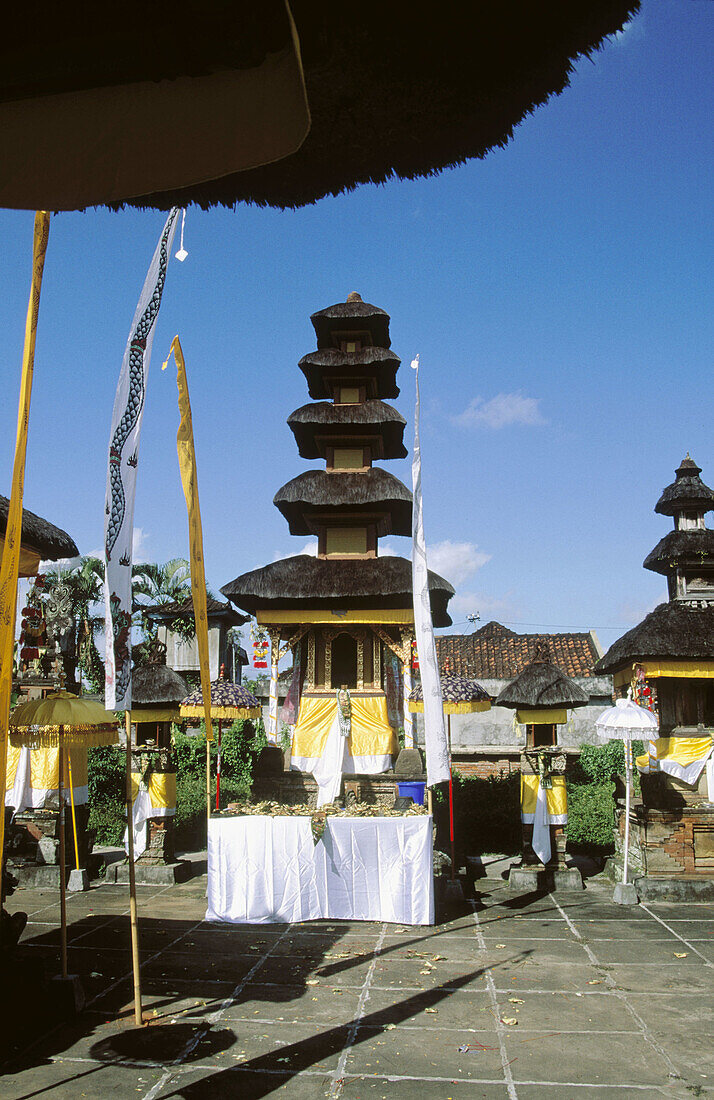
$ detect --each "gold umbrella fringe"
[10,724,120,749]
[180,706,261,721]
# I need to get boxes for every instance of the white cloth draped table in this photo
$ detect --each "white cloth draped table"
[207,814,434,925]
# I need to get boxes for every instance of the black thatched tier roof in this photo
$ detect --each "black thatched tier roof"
[273,469,412,536]
[310,296,390,349]
[131,663,189,707]
[596,602,714,673]
[0,495,78,561]
[86,2,639,212]
[221,555,454,628]
[142,596,249,626]
[299,347,400,400]
[643,529,714,576]
[655,455,714,517]
[495,656,589,711]
[287,401,407,460]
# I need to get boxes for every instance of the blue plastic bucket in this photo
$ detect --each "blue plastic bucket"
[397,781,426,806]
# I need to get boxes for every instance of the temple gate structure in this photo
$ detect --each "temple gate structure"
[222,293,454,804]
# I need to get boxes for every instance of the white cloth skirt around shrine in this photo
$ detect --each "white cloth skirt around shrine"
[206,814,434,925]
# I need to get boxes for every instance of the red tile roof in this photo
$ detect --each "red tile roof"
[436,621,599,680]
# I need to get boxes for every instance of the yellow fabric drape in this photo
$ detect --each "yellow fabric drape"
[130,708,181,724]
[163,337,213,743]
[516,708,567,726]
[0,211,50,863]
[614,662,714,688]
[0,539,41,578]
[6,744,88,801]
[409,700,491,714]
[128,771,177,811]
[636,736,713,773]
[292,695,398,758]
[520,774,568,818]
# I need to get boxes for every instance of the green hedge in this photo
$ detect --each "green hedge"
[87,719,267,849]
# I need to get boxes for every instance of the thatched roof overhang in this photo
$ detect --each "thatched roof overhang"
[55,2,642,212]
[287,401,407,460]
[0,495,79,561]
[221,555,454,628]
[595,603,714,674]
[142,596,249,626]
[655,456,714,517]
[130,663,190,707]
[310,298,390,349]
[273,469,412,536]
[495,659,589,711]
[643,529,714,576]
[299,348,400,400]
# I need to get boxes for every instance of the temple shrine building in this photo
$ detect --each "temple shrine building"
[222,293,454,783]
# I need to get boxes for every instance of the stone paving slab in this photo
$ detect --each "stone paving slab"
[3,872,713,1100]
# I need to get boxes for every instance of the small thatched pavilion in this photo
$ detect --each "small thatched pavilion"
[222,294,454,803]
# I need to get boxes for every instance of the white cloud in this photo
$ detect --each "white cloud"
[453,392,546,430]
[132,527,150,563]
[426,540,490,586]
[272,539,317,562]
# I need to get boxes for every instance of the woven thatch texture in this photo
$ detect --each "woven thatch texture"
[131,663,189,706]
[310,299,390,348]
[142,596,248,625]
[596,603,714,673]
[643,529,714,576]
[0,495,78,560]
[288,401,407,460]
[655,456,714,517]
[89,1,640,211]
[273,469,412,536]
[495,659,589,710]
[221,554,454,628]
[299,349,400,400]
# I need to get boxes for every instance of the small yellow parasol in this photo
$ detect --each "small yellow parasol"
[10,691,119,983]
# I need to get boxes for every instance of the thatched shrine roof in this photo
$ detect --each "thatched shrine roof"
[310,297,391,349]
[655,455,714,518]
[0,495,78,561]
[142,596,249,626]
[299,348,400,400]
[287,401,407,460]
[221,555,454,628]
[495,648,589,711]
[131,663,189,707]
[273,469,412,536]
[51,1,639,212]
[643,529,714,577]
[596,602,714,673]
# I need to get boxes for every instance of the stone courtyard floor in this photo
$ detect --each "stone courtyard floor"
[2,858,713,1100]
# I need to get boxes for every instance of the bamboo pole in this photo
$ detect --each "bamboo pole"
[206,723,211,837]
[58,734,68,980]
[66,747,81,870]
[125,711,143,1026]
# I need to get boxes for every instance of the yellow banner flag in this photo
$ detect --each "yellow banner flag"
[0,211,51,864]
[163,336,213,744]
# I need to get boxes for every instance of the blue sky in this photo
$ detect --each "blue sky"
[1,1,711,655]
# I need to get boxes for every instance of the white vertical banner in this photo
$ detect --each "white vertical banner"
[104,209,180,710]
[411,356,449,786]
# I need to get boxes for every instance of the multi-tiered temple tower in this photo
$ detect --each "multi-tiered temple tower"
[222,294,454,793]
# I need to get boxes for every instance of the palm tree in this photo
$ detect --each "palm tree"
[132,558,192,613]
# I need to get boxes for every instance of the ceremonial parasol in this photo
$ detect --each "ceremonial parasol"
[596,694,658,903]
[180,674,260,820]
[410,675,491,885]
[9,692,118,987]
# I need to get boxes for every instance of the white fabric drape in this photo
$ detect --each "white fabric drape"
[531,780,551,865]
[267,648,279,743]
[411,356,448,786]
[123,783,175,860]
[206,815,434,925]
[403,662,414,748]
[104,209,180,710]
